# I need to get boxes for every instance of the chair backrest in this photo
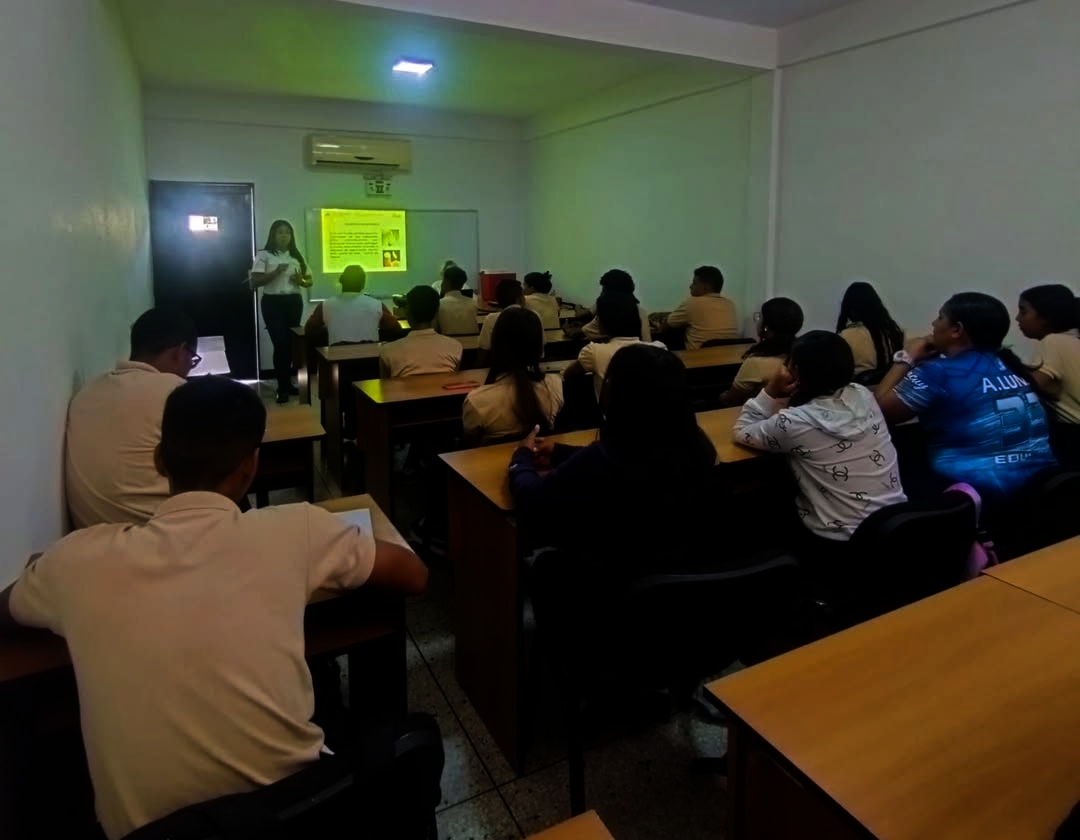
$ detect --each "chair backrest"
[846,490,976,618]
[530,549,808,690]
[996,468,1080,560]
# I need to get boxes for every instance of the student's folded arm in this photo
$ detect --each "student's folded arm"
[732,393,796,453]
[665,301,690,328]
[1030,368,1060,398]
[307,509,427,596]
[874,363,921,425]
[0,553,58,634]
[365,539,428,595]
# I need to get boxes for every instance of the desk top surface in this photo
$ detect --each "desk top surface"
[355,361,573,404]
[317,329,571,362]
[708,576,1080,840]
[0,495,396,684]
[526,812,614,840]
[439,407,759,512]
[674,343,751,368]
[984,535,1080,613]
[262,404,325,444]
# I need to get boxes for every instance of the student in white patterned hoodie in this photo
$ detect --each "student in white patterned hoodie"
[733,330,907,544]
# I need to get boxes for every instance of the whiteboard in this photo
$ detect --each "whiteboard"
[303,208,479,301]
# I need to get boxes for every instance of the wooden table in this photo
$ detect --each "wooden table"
[983,535,1080,614]
[291,325,326,405]
[0,495,408,838]
[438,408,764,770]
[527,811,614,840]
[250,404,325,507]
[675,343,751,369]
[354,361,573,514]
[707,576,1080,840]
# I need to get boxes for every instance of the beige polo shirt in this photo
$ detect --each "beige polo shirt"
[65,361,185,529]
[583,303,652,343]
[462,373,565,443]
[380,329,463,377]
[666,294,738,350]
[726,354,784,405]
[433,290,479,336]
[9,494,377,839]
[478,306,547,352]
[578,337,667,400]
[524,293,561,330]
[1032,330,1080,424]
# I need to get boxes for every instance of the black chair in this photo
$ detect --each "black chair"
[529,549,811,815]
[701,338,752,348]
[123,715,444,840]
[821,491,977,626]
[993,468,1080,561]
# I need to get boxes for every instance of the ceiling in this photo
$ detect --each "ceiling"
[116,0,752,119]
[627,0,863,27]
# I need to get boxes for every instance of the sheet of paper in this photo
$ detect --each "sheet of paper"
[336,508,373,535]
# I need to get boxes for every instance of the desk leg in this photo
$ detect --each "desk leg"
[447,471,522,771]
[304,440,316,503]
[358,399,392,515]
[292,331,311,405]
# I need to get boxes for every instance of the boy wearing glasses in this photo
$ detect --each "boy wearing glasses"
[65,308,200,528]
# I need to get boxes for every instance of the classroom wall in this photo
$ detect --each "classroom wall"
[525,71,772,329]
[774,0,1080,341]
[143,89,526,365]
[0,0,151,581]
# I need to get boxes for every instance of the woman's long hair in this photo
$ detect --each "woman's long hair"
[599,344,716,481]
[263,219,308,277]
[942,292,1029,380]
[486,307,552,433]
[788,331,855,407]
[746,298,804,359]
[1020,284,1080,334]
[836,281,904,370]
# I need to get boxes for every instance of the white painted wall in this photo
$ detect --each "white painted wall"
[774,0,1080,342]
[0,0,151,580]
[143,89,526,364]
[525,73,772,328]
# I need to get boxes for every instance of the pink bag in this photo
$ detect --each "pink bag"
[946,483,999,578]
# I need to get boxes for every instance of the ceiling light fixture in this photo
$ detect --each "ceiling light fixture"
[393,59,434,77]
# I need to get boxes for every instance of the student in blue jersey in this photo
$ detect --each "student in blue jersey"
[874,292,1056,505]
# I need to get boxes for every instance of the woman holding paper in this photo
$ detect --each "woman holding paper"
[250,219,312,403]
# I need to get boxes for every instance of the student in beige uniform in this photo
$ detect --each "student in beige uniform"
[720,298,804,406]
[477,277,526,353]
[835,281,905,381]
[523,271,561,330]
[464,307,564,445]
[305,264,398,345]
[662,265,738,350]
[433,264,478,336]
[381,286,463,377]
[65,308,200,529]
[568,292,666,400]
[1016,284,1080,466]
[580,269,652,343]
[0,376,432,839]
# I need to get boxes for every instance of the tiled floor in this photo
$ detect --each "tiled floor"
[261,384,733,839]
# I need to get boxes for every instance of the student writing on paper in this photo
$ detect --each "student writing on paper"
[719,298,804,407]
[305,264,398,345]
[381,286,463,377]
[464,307,563,446]
[0,376,428,840]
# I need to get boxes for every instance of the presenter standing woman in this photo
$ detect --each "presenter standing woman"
[250,220,312,403]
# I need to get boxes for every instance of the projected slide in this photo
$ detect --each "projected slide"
[320,208,407,274]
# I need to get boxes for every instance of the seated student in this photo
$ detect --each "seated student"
[875,292,1056,504]
[509,343,716,575]
[478,277,526,353]
[734,331,907,545]
[719,297,804,406]
[661,265,738,349]
[305,264,398,345]
[433,264,479,336]
[836,281,905,381]
[523,271,561,330]
[567,292,667,400]
[0,376,430,840]
[431,258,459,294]
[381,286,463,377]
[580,269,652,343]
[66,308,199,529]
[1016,284,1080,465]
[464,308,564,445]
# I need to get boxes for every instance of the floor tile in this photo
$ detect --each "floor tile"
[406,638,495,810]
[435,790,522,840]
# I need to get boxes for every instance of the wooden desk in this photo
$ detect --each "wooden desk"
[291,325,326,405]
[983,535,1080,614]
[527,811,614,840]
[250,404,325,507]
[708,576,1080,840]
[353,361,573,514]
[0,495,408,837]
[438,407,764,770]
[675,343,752,369]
